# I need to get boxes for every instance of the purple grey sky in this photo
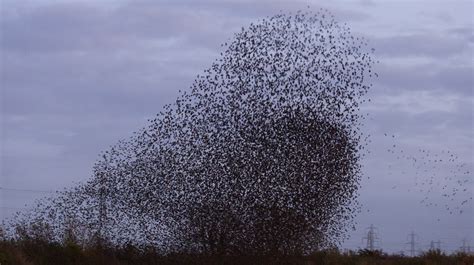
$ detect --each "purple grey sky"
[1,0,473,254]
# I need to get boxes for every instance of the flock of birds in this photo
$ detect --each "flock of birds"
[4,9,376,254]
[6,8,470,255]
[3,8,471,255]
[381,133,472,218]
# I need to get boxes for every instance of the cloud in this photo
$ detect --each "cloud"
[447,27,474,43]
[1,0,371,54]
[1,2,107,53]
[3,137,64,158]
[367,90,461,114]
[374,63,473,97]
[372,33,470,58]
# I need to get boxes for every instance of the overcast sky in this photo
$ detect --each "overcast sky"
[1,0,473,254]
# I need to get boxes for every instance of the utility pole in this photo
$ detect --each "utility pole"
[406,231,417,257]
[363,224,379,250]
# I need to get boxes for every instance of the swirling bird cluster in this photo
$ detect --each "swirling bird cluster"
[6,10,375,255]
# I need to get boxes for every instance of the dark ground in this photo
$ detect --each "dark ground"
[1,240,473,265]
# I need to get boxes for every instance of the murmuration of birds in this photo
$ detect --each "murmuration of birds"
[3,10,376,255]
[382,133,473,217]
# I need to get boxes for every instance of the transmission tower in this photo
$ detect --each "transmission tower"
[406,231,417,256]
[430,240,442,251]
[435,240,442,250]
[363,224,379,250]
[460,239,471,254]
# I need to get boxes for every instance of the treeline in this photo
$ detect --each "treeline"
[1,237,473,265]
[1,218,472,264]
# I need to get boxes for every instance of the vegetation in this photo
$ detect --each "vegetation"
[1,238,473,265]
[1,226,472,265]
